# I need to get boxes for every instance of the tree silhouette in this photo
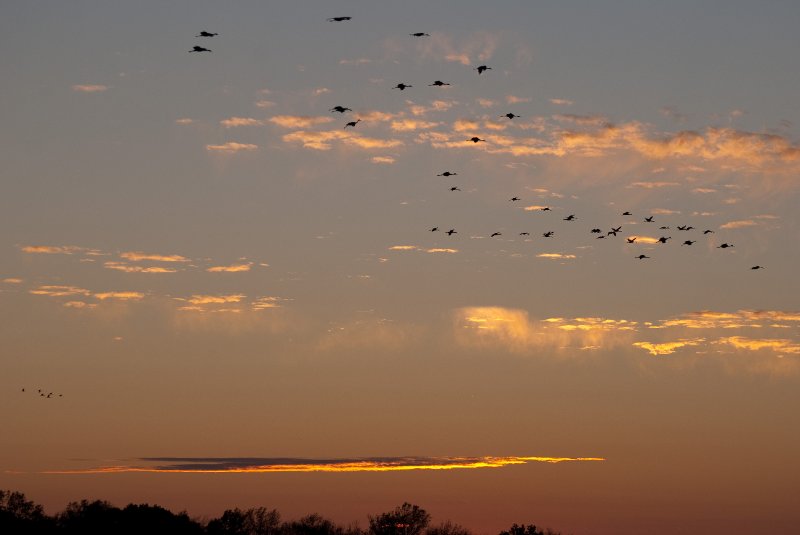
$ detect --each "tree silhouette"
[425,520,472,535]
[369,503,430,535]
[0,490,54,534]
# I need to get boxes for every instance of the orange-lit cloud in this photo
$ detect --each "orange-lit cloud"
[63,301,96,309]
[30,285,91,297]
[175,118,193,125]
[550,98,574,106]
[255,100,276,108]
[93,291,145,301]
[629,181,680,189]
[389,245,418,251]
[221,117,264,128]
[426,248,458,254]
[3,278,23,284]
[720,220,758,229]
[206,263,252,273]
[21,245,82,255]
[269,115,334,129]
[633,339,706,356]
[206,142,258,152]
[186,294,246,305]
[715,336,800,355]
[43,455,604,474]
[72,84,109,93]
[283,130,403,151]
[371,156,396,164]
[120,252,190,263]
[537,253,576,260]
[104,262,178,273]
[391,119,441,131]
[506,95,531,104]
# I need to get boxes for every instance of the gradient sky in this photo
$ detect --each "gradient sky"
[2,2,800,534]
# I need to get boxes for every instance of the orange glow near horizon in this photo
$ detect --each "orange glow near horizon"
[38,456,606,475]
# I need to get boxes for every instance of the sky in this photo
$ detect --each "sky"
[2,1,800,534]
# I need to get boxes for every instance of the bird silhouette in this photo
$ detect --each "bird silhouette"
[751,265,764,270]
[490,232,502,237]
[410,32,430,37]
[636,254,650,260]
[591,228,602,234]
[626,237,637,243]
[608,226,622,236]
[563,214,576,221]
[343,119,361,129]
[622,211,632,216]
[189,46,212,53]
[509,197,520,201]
[446,229,457,235]
[467,137,485,143]
[330,106,352,113]
[659,226,670,230]
[449,186,461,191]
[502,113,520,119]
[430,227,439,232]
[543,231,554,237]
[437,171,457,177]
[328,16,352,22]
[682,240,696,246]
[703,229,715,234]
[717,243,734,249]
[519,232,530,236]
[393,83,412,90]
[429,80,451,87]
[540,207,551,211]
[475,65,492,74]
[196,31,218,37]
[644,216,654,222]
[657,236,671,244]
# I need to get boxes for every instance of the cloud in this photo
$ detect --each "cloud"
[339,58,372,66]
[269,115,334,129]
[255,100,276,108]
[221,117,264,128]
[252,296,287,310]
[371,156,396,164]
[453,119,481,132]
[93,291,145,301]
[550,98,574,106]
[537,253,576,260]
[30,285,91,297]
[314,87,331,95]
[206,263,252,273]
[633,339,706,356]
[72,84,109,93]
[389,245,418,251]
[506,95,531,104]
[3,278,23,284]
[104,262,178,273]
[63,301,96,309]
[553,114,608,126]
[283,130,403,151]
[628,181,680,189]
[391,119,441,132]
[175,118,193,125]
[426,248,458,254]
[120,252,190,263]
[715,336,800,355]
[187,294,246,305]
[477,98,497,108]
[205,142,258,152]
[43,454,604,474]
[720,220,758,229]
[21,245,82,255]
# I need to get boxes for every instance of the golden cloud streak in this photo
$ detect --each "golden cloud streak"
[120,252,190,263]
[221,117,264,128]
[633,339,706,356]
[42,455,605,475]
[21,245,81,255]
[207,264,252,273]
[72,84,109,93]
[206,142,258,152]
[269,115,334,129]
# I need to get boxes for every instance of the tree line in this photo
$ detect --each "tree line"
[1,490,564,535]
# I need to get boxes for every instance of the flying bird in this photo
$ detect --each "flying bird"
[563,214,576,221]
[644,216,654,222]
[189,46,212,53]
[502,113,520,119]
[682,240,696,246]
[467,137,485,143]
[519,232,530,236]
[475,65,492,74]
[717,243,734,249]
[543,231,554,237]
[626,237,637,243]
[657,236,671,244]
[591,228,602,234]
[437,171,457,177]
[430,227,439,232]
[393,83,412,90]
[449,186,461,191]
[343,119,361,129]
[608,226,622,236]
[659,226,671,230]
[410,32,430,37]
[751,265,764,270]
[540,207,551,211]
[703,229,715,234]
[196,31,218,37]
[622,211,632,216]
[429,80,451,87]
[510,197,521,201]
[330,106,352,113]
[490,232,502,238]
[446,229,457,235]
[636,254,650,260]
[328,16,352,22]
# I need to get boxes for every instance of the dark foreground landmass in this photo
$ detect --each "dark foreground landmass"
[1,490,564,535]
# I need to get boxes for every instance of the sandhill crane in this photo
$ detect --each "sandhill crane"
[475,65,492,74]
[189,46,212,52]
[543,231,554,237]
[657,236,671,244]
[540,207,551,211]
[751,265,764,270]
[703,229,715,234]
[682,240,696,246]
[717,243,734,249]
[644,216,654,222]
[467,137,485,143]
[446,229,457,235]
[393,83,412,90]
[622,211,632,216]
[510,197,520,201]
[608,226,622,236]
[502,113,520,119]
[591,228,602,234]
[520,232,530,236]
[490,232,502,238]
[430,227,439,232]
[330,106,352,113]
[563,214,576,221]
[196,31,218,37]
[449,186,461,192]
[429,80,450,87]
[636,254,650,260]
[328,16,352,22]
[627,237,637,243]
[437,171,457,177]
[344,119,361,129]
[410,32,430,37]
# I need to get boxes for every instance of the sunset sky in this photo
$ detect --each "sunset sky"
[2,2,800,534]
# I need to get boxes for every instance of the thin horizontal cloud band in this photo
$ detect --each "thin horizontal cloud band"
[44,455,605,474]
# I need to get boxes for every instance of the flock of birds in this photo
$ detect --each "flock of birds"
[188,19,765,271]
[21,388,63,399]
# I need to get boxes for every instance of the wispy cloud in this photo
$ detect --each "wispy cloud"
[104,262,178,274]
[633,339,706,356]
[206,142,258,153]
[21,245,82,255]
[93,291,145,301]
[371,156,396,164]
[221,117,264,128]
[269,115,334,129]
[550,98,574,106]
[72,84,109,93]
[720,219,758,229]
[186,294,246,305]
[537,253,576,260]
[120,252,190,263]
[43,455,604,474]
[207,263,252,273]
[30,285,91,297]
